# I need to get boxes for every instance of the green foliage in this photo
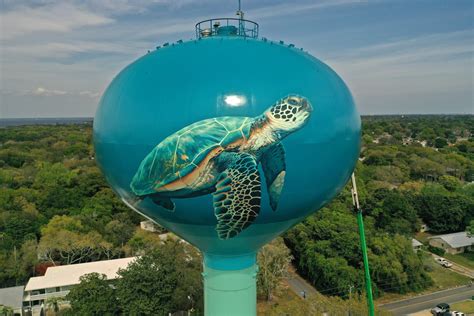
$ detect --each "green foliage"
[467,220,474,237]
[39,215,113,264]
[257,237,293,301]
[285,206,432,298]
[0,305,14,316]
[283,114,474,300]
[116,241,196,315]
[413,187,473,233]
[427,245,445,256]
[46,296,65,315]
[66,241,203,315]
[365,188,419,235]
[66,273,120,316]
[0,124,141,286]
[1,115,473,306]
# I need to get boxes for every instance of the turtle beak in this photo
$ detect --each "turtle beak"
[301,98,313,113]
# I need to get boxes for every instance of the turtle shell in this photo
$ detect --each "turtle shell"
[130,116,253,196]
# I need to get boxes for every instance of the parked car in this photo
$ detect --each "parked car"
[431,303,450,315]
[435,257,453,268]
[451,311,465,316]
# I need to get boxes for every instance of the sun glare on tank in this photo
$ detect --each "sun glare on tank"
[224,94,246,107]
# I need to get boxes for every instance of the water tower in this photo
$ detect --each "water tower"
[94,5,361,315]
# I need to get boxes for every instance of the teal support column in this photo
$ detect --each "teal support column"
[202,253,258,316]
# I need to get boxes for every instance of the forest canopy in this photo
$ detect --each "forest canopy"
[0,115,473,299]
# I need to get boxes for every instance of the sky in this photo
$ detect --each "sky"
[0,0,473,118]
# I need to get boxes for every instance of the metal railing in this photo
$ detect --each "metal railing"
[195,18,259,39]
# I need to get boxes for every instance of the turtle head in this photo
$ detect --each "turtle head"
[265,95,312,137]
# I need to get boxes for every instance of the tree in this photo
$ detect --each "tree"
[285,205,432,297]
[115,242,184,315]
[414,188,473,233]
[104,220,134,248]
[0,305,14,316]
[434,137,448,148]
[366,189,419,235]
[38,215,112,264]
[45,297,64,315]
[257,238,293,301]
[66,273,119,315]
[467,220,474,237]
[125,229,165,255]
[438,175,461,192]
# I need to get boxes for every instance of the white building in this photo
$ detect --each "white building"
[140,220,162,232]
[23,257,136,312]
[412,239,423,252]
[428,232,473,255]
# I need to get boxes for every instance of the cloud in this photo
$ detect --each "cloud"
[247,0,368,20]
[0,3,114,40]
[1,87,101,99]
[320,31,474,114]
[78,90,101,99]
[32,87,67,96]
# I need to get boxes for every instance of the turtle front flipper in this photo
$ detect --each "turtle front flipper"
[213,153,261,239]
[261,142,286,211]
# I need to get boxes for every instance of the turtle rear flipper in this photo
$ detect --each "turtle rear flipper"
[213,153,261,239]
[261,143,286,211]
[149,194,175,212]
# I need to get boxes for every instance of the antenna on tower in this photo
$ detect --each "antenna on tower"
[236,0,244,35]
[236,0,244,19]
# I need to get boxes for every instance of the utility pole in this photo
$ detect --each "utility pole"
[351,173,375,316]
[348,284,354,316]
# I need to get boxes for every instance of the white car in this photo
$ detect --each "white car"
[435,257,453,268]
[451,311,465,316]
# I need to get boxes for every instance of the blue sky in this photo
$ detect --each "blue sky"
[0,0,472,117]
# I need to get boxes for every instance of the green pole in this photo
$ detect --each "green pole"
[351,173,375,316]
[357,210,375,316]
[202,253,258,316]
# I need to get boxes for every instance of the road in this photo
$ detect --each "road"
[379,285,474,315]
[287,271,318,298]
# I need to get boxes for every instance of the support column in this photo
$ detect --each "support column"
[202,253,258,316]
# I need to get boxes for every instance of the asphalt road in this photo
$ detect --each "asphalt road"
[379,286,474,315]
[287,272,318,298]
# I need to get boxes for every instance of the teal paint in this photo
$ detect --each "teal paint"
[94,20,361,314]
[203,256,258,316]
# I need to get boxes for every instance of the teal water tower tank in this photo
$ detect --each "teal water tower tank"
[94,14,360,316]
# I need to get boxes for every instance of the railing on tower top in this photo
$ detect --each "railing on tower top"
[195,18,259,39]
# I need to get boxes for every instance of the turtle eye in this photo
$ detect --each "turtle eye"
[288,98,297,105]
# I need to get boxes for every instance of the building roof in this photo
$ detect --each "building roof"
[25,257,136,291]
[412,239,423,247]
[429,232,473,249]
[0,286,24,308]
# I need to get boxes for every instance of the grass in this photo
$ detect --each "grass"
[451,300,474,313]
[427,266,470,288]
[258,281,393,316]
[376,253,470,305]
[257,283,308,316]
[427,258,471,289]
[444,252,474,270]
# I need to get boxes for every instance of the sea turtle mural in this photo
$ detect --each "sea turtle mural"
[130,95,312,239]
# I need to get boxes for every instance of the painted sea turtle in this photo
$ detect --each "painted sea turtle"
[130,95,312,239]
